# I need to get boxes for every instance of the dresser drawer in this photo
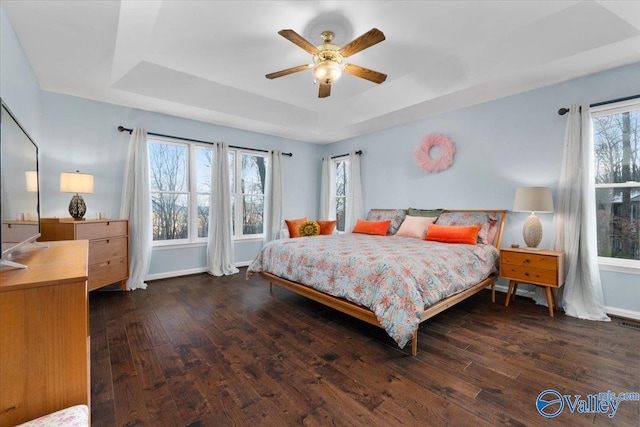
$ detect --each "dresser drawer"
[75,220,127,240]
[500,251,557,270]
[88,257,128,291]
[89,236,127,265]
[500,264,559,286]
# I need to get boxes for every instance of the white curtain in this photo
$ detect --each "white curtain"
[264,150,284,242]
[345,151,363,232]
[207,142,239,276]
[551,104,609,321]
[119,128,152,291]
[320,156,336,220]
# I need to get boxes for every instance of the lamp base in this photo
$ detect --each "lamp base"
[68,194,87,220]
[522,213,542,248]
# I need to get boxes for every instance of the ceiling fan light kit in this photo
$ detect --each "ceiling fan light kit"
[266,28,387,98]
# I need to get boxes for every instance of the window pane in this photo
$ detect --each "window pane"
[228,151,235,192]
[336,161,348,196]
[152,193,188,240]
[336,196,346,232]
[243,195,264,234]
[196,147,211,193]
[231,194,235,235]
[596,187,640,260]
[593,111,640,184]
[241,154,267,195]
[197,194,209,238]
[149,142,188,192]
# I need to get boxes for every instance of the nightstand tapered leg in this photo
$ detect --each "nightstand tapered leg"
[545,287,554,317]
[505,281,515,307]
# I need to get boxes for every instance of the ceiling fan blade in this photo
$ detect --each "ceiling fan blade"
[319,83,331,98]
[265,64,312,79]
[343,64,387,84]
[278,29,320,55]
[339,28,385,58]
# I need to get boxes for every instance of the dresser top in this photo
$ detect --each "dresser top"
[0,240,88,292]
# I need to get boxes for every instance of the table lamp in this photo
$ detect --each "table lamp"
[513,186,554,249]
[60,170,94,220]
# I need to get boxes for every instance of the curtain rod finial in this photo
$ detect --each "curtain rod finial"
[558,107,570,116]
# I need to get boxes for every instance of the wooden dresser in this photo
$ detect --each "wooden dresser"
[0,240,89,426]
[40,218,129,291]
[500,247,565,317]
[1,220,39,243]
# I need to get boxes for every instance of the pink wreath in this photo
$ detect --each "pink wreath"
[414,133,456,173]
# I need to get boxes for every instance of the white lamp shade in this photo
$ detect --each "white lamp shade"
[513,187,554,213]
[26,170,38,192]
[60,172,94,194]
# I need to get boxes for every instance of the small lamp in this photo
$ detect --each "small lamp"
[26,171,38,192]
[60,170,94,220]
[513,186,554,249]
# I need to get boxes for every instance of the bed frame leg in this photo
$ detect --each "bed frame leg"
[411,330,418,356]
[491,279,495,303]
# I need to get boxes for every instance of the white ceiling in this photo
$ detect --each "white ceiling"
[4,1,640,144]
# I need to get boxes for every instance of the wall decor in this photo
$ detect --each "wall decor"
[414,133,456,173]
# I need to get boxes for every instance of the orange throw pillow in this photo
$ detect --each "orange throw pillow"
[285,217,308,238]
[317,220,337,235]
[424,223,481,245]
[352,219,391,236]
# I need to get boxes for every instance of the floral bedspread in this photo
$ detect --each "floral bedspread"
[247,234,499,348]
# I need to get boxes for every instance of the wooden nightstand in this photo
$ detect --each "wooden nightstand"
[499,247,565,317]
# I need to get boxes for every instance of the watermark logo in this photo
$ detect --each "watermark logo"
[536,389,564,418]
[536,389,640,419]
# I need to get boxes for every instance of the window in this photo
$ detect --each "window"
[149,138,268,245]
[592,100,640,265]
[232,151,268,237]
[335,158,349,232]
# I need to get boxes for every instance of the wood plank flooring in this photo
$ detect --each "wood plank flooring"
[90,269,639,426]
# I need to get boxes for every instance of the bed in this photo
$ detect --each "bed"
[247,209,507,355]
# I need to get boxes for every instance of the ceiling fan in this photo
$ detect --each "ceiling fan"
[266,28,387,98]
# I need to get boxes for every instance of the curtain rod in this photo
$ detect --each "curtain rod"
[331,150,363,159]
[117,126,293,157]
[557,94,640,115]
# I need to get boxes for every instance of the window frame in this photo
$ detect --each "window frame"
[232,148,269,240]
[591,99,640,273]
[148,137,193,247]
[148,138,269,247]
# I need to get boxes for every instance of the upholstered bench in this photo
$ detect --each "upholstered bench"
[17,405,89,427]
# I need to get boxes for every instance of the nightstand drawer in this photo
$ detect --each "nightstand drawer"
[501,264,559,286]
[88,257,128,291]
[501,251,557,270]
[88,236,127,265]
[75,221,127,240]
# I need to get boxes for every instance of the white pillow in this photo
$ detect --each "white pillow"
[395,215,437,239]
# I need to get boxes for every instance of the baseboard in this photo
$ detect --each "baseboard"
[495,284,640,320]
[146,267,208,281]
[605,306,640,321]
[494,283,536,298]
[146,261,253,282]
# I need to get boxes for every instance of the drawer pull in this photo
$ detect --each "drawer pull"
[524,272,530,277]
[524,258,530,263]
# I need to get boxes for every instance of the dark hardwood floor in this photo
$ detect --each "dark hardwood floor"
[90,270,639,426]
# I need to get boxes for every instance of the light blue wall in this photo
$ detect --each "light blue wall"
[39,91,321,274]
[0,4,42,139]
[322,61,640,316]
